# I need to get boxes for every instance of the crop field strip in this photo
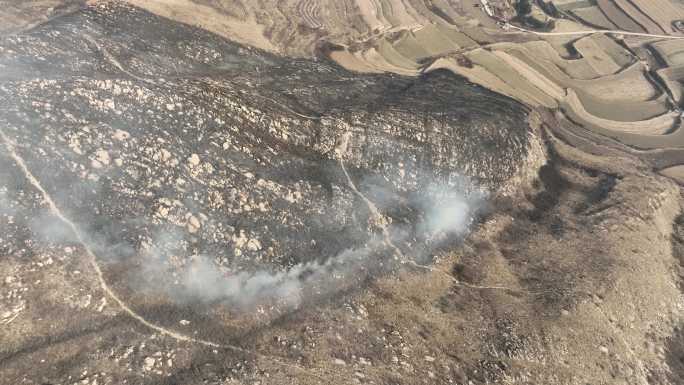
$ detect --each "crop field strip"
[596,0,646,32]
[627,0,684,35]
[612,0,664,35]
[590,34,634,67]
[327,0,684,152]
[577,90,670,122]
[571,6,618,30]
[392,32,433,61]
[412,25,461,55]
[656,65,684,102]
[506,45,657,104]
[652,39,684,67]
[378,0,417,27]
[518,40,600,79]
[466,49,558,108]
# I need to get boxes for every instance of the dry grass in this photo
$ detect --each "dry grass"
[360,46,418,75]
[590,34,634,67]
[576,90,670,122]
[573,35,622,75]
[436,24,478,48]
[503,43,657,103]
[330,50,384,73]
[124,0,278,53]
[412,24,460,55]
[355,0,390,32]
[572,63,658,102]
[519,40,600,79]
[392,32,432,61]
[571,6,617,30]
[378,0,417,27]
[542,18,597,60]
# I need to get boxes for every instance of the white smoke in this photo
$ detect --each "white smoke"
[30,212,77,243]
[0,186,15,217]
[140,176,486,310]
[416,182,486,239]
[425,197,471,235]
[179,243,380,308]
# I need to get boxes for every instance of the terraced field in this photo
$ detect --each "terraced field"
[297,0,323,29]
[623,0,684,34]
[107,0,684,165]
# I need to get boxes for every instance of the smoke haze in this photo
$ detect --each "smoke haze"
[135,175,486,309]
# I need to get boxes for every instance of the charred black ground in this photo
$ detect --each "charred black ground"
[3,3,684,385]
[0,2,537,384]
[0,3,528,274]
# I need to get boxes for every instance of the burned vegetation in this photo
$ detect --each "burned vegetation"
[0,3,537,384]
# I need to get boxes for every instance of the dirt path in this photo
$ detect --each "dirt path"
[507,23,684,40]
[0,124,356,382]
[0,128,224,348]
[83,34,157,84]
[335,130,522,294]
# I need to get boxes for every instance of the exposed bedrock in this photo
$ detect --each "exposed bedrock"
[0,2,531,312]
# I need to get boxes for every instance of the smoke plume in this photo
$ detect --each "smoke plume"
[137,174,486,310]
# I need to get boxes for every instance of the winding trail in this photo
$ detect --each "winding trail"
[337,131,403,260]
[0,128,221,348]
[0,33,324,359]
[83,34,157,84]
[0,126,341,381]
[335,129,522,294]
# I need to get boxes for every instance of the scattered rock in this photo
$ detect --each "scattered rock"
[112,129,130,140]
[188,153,200,167]
[96,297,107,312]
[246,238,262,251]
[187,215,201,233]
[143,357,156,371]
